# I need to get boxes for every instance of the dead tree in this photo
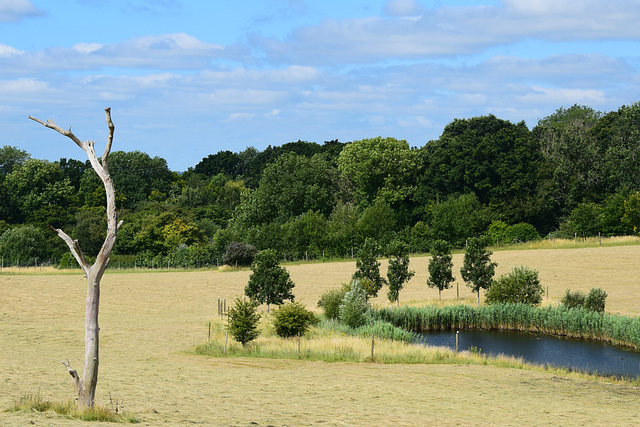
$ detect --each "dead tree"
[29,108,122,408]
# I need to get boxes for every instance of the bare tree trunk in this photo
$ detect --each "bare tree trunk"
[30,108,121,408]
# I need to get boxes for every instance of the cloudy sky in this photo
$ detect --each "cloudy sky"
[2,0,639,171]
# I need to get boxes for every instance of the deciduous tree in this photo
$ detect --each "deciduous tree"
[460,237,496,307]
[386,242,414,305]
[245,249,295,312]
[427,240,454,300]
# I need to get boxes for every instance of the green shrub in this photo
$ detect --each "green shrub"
[561,289,586,309]
[227,297,261,346]
[339,280,369,328]
[272,301,318,338]
[317,283,350,320]
[505,222,540,243]
[485,266,543,306]
[222,241,257,267]
[585,287,607,313]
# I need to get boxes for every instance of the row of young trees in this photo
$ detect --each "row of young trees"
[2,103,640,265]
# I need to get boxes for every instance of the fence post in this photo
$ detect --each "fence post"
[456,331,459,353]
[371,335,375,359]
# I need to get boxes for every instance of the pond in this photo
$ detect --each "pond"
[417,330,640,378]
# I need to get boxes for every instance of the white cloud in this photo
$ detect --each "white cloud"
[253,0,640,65]
[519,86,606,105]
[73,43,103,54]
[0,43,23,57]
[0,77,48,94]
[0,0,43,22]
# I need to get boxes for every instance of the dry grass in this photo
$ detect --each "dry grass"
[1,245,640,425]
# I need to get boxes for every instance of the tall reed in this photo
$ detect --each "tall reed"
[372,303,640,350]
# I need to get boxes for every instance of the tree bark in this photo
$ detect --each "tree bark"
[30,108,121,408]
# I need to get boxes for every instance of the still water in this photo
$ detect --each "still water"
[417,330,640,378]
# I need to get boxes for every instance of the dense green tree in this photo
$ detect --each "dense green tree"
[327,202,361,257]
[71,207,107,257]
[114,203,202,255]
[233,152,338,226]
[193,150,241,177]
[622,192,640,235]
[356,200,397,249]
[569,202,603,238]
[533,105,605,216]
[3,158,74,223]
[245,249,295,312]
[429,193,490,247]
[420,115,542,225]
[0,224,50,265]
[603,103,640,192]
[461,237,497,306]
[601,191,629,235]
[0,145,30,177]
[427,240,454,300]
[352,238,386,299]
[80,151,175,209]
[386,242,415,305]
[282,210,328,259]
[338,136,417,207]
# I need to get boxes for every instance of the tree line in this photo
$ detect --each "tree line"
[2,102,640,267]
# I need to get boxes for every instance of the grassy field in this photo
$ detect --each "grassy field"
[1,244,640,425]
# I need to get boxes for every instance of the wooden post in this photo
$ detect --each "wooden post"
[224,331,228,354]
[208,322,211,342]
[574,233,577,244]
[456,331,459,353]
[456,282,459,300]
[371,335,375,359]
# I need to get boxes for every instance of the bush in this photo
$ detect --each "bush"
[485,266,543,306]
[227,297,261,346]
[560,289,586,309]
[585,287,607,313]
[272,301,318,338]
[222,241,257,267]
[506,222,540,243]
[317,283,350,320]
[339,280,369,328]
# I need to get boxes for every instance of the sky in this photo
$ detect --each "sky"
[1,0,640,172]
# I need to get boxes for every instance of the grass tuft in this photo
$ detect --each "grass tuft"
[6,391,139,423]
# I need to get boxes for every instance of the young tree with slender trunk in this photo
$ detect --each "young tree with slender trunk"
[386,242,414,306]
[427,240,454,301]
[245,249,295,313]
[460,237,496,307]
[29,108,122,408]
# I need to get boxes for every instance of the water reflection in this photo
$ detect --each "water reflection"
[417,330,640,378]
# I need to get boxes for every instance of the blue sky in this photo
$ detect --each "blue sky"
[1,0,639,171]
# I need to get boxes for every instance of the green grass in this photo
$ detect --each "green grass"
[6,391,139,423]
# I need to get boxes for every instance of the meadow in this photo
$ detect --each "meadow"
[1,243,640,425]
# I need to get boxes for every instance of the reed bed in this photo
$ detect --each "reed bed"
[372,303,640,350]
